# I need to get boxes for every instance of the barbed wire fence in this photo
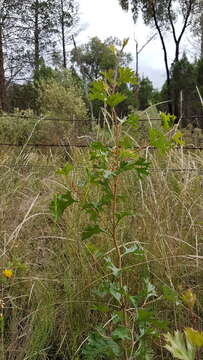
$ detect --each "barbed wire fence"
[0,164,203,176]
[0,113,203,174]
[1,112,203,121]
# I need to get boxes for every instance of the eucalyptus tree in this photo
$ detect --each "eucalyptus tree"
[56,0,79,68]
[20,0,57,80]
[193,0,203,58]
[0,0,23,110]
[70,36,132,82]
[17,0,58,114]
[201,13,203,58]
[201,10,203,59]
[119,0,199,115]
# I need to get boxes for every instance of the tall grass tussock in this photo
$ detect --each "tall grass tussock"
[0,143,202,359]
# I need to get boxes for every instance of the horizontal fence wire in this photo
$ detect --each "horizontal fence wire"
[0,113,202,149]
[0,143,90,147]
[0,114,84,122]
[1,113,203,122]
[0,163,202,175]
[0,143,203,150]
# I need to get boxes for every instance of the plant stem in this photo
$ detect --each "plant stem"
[111,107,128,360]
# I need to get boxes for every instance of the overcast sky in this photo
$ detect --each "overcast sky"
[76,0,193,89]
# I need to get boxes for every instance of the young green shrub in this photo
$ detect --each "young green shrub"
[50,40,184,360]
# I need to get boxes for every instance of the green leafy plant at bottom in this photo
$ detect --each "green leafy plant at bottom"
[164,329,203,360]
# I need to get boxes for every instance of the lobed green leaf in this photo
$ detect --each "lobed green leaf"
[81,224,105,240]
[56,163,73,176]
[50,190,77,221]
[107,93,127,107]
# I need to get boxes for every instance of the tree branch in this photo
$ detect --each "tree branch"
[177,0,193,46]
[167,0,178,44]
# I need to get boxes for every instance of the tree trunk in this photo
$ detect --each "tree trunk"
[33,0,40,114]
[201,12,203,59]
[34,0,40,78]
[0,25,6,111]
[152,6,172,114]
[61,0,67,68]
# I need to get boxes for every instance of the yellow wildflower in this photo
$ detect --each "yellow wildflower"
[2,269,13,279]
[182,289,196,310]
[185,328,203,347]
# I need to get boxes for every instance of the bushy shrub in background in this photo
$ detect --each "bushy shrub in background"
[0,109,42,145]
[38,69,88,122]
[0,69,89,146]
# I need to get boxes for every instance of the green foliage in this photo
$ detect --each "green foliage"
[89,80,107,102]
[117,66,137,86]
[0,109,42,145]
[56,163,73,176]
[164,289,202,359]
[107,93,127,107]
[162,286,181,306]
[170,54,197,120]
[83,327,122,359]
[90,65,137,112]
[71,36,132,82]
[51,41,186,359]
[0,107,85,146]
[105,257,121,277]
[138,77,154,110]
[149,128,172,154]
[0,69,89,144]
[50,190,77,221]
[8,82,36,111]
[115,158,149,178]
[38,69,88,121]
[164,331,196,360]
[119,0,169,25]
[82,225,105,241]
[160,55,203,122]
[126,112,140,128]
[149,114,184,153]
[161,112,176,130]
[71,36,136,122]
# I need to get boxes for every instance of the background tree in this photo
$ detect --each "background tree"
[138,76,154,110]
[19,0,59,113]
[70,36,132,82]
[0,0,24,110]
[38,68,87,125]
[70,36,133,124]
[170,54,196,122]
[55,0,79,68]
[192,0,203,58]
[21,0,56,80]
[159,55,203,127]
[119,0,199,115]
[7,82,36,111]
[0,0,80,114]
[201,8,203,58]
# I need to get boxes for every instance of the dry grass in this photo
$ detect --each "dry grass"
[0,144,202,359]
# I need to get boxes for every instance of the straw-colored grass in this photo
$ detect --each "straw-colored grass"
[0,142,202,359]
